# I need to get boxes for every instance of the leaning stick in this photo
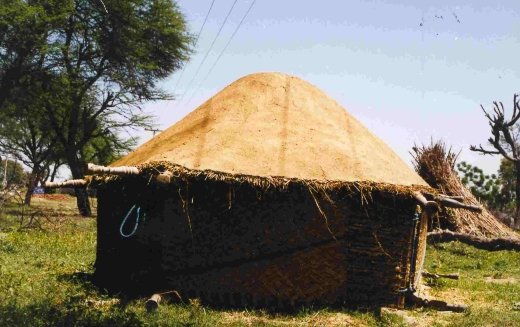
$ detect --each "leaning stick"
[436,197,482,212]
[422,270,460,280]
[44,179,88,188]
[87,163,139,175]
[437,194,465,202]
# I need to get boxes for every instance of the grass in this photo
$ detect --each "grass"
[0,196,519,326]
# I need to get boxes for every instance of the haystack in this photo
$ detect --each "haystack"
[412,142,518,239]
[91,73,444,309]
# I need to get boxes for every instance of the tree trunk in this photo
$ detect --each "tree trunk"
[68,155,91,217]
[50,162,60,182]
[24,169,39,206]
[515,161,520,229]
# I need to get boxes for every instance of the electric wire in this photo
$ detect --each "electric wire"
[173,0,216,93]
[178,0,239,102]
[185,0,257,107]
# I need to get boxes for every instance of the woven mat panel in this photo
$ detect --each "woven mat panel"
[94,178,419,308]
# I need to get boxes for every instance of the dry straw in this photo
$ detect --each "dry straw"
[412,141,518,239]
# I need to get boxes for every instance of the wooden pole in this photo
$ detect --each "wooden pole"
[44,179,88,188]
[434,197,482,212]
[145,294,162,312]
[87,163,139,175]
[413,192,439,214]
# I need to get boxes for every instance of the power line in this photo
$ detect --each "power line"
[178,0,239,102]
[173,0,217,93]
[185,0,257,107]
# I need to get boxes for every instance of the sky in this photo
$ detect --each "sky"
[138,0,520,175]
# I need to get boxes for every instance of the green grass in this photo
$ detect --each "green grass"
[0,197,519,326]
[423,241,520,327]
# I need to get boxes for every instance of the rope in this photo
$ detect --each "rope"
[120,204,144,238]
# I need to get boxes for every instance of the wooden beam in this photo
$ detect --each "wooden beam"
[44,179,87,188]
[436,197,482,212]
[87,163,139,175]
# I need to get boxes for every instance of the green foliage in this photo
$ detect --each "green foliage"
[457,160,515,211]
[0,158,27,187]
[1,0,192,214]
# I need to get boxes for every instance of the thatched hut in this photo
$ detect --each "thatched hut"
[90,73,449,309]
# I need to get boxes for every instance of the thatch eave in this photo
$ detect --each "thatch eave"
[90,161,434,201]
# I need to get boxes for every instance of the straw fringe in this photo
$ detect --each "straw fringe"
[91,161,433,202]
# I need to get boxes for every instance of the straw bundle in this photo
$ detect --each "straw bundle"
[412,141,518,239]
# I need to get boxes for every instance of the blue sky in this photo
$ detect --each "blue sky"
[140,0,520,174]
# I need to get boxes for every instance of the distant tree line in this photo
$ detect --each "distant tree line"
[457,159,515,212]
[0,0,192,215]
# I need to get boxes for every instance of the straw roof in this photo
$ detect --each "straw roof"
[114,72,427,187]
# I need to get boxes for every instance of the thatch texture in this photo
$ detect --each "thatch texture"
[113,72,427,187]
[412,142,518,239]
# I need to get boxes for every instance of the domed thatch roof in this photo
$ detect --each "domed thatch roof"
[114,72,427,187]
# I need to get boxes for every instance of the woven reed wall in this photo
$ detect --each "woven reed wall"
[94,177,422,308]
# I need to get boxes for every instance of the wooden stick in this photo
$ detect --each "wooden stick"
[422,270,460,280]
[413,192,439,214]
[406,293,467,312]
[145,294,162,312]
[44,179,87,188]
[87,163,139,175]
[436,197,482,212]
[437,195,465,202]
[428,230,520,251]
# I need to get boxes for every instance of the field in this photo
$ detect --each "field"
[0,196,519,326]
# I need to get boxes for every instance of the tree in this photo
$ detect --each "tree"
[456,160,514,211]
[0,70,63,205]
[471,94,520,227]
[0,0,192,216]
[0,156,27,188]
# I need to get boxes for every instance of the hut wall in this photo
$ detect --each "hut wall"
[94,177,422,308]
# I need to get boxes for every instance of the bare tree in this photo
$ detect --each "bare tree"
[471,94,520,228]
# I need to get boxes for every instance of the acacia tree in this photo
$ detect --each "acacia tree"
[471,94,520,227]
[1,0,192,216]
[0,108,57,205]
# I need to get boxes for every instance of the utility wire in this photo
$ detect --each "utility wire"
[185,0,257,107]
[173,0,216,93]
[178,0,239,102]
